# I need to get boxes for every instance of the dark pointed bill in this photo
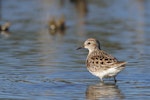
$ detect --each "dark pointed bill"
[76,46,83,50]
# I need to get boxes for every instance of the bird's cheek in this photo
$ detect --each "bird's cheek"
[93,44,97,47]
[84,45,88,49]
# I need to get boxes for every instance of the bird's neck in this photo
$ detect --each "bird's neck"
[88,47,99,56]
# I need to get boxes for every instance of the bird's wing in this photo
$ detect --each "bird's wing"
[86,50,118,71]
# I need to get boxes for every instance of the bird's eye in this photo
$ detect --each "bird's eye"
[87,42,91,45]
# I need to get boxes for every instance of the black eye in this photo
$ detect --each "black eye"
[87,42,91,45]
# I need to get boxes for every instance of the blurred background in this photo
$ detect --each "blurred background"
[0,0,150,100]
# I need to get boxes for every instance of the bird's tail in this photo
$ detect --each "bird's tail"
[116,61,127,70]
[118,61,127,66]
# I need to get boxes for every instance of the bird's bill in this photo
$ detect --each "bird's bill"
[76,46,84,50]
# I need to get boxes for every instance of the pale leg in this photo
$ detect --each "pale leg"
[100,78,104,83]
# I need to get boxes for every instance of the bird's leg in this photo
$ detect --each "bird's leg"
[100,78,104,83]
[114,76,117,83]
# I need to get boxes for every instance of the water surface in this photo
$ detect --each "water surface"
[0,0,150,100]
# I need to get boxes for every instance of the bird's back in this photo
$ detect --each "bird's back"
[86,50,126,72]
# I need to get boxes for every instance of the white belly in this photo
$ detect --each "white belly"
[88,67,122,79]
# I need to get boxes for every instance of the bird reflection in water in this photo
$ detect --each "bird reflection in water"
[86,83,124,100]
[0,31,11,38]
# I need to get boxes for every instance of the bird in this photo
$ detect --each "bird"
[77,38,126,83]
[56,15,65,31]
[48,16,66,31]
[48,17,57,31]
[0,22,11,31]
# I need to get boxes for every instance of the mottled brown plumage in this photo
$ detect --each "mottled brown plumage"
[77,38,126,82]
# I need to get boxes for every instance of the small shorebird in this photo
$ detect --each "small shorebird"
[77,38,126,83]
[48,16,65,31]
[0,22,11,31]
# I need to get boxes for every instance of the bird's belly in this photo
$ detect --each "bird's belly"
[88,67,122,78]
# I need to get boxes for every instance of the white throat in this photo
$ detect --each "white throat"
[88,49,94,55]
[87,47,99,56]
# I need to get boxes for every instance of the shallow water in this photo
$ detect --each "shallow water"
[0,0,150,100]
